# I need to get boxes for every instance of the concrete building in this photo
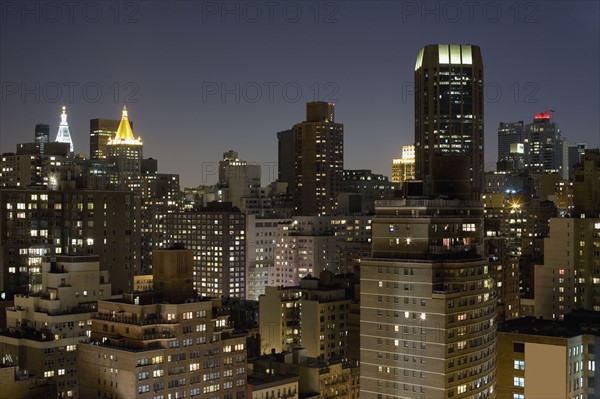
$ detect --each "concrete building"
[0,364,57,398]
[246,373,299,399]
[497,121,524,165]
[252,348,360,399]
[535,217,600,320]
[572,149,600,217]
[277,129,295,186]
[259,273,350,360]
[218,150,262,211]
[293,102,344,216]
[78,248,248,399]
[360,199,497,399]
[0,255,112,398]
[414,44,484,198]
[166,202,246,298]
[392,145,416,188]
[89,118,125,161]
[496,313,600,399]
[0,188,140,295]
[246,216,291,301]
[34,123,50,155]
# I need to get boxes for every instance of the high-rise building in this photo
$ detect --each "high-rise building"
[293,102,344,215]
[0,255,112,398]
[218,150,261,211]
[0,188,140,295]
[360,199,497,398]
[54,106,74,153]
[166,202,246,298]
[78,247,248,399]
[34,124,50,154]
[567,143,586,178]
[497,121,524,163]
[414,44,484,198]
[106,106,143,193]
[259,273,350,360]
[277,129,295,185]
[572,149,600,217]
[524,110,563,175]
[535,217,600,319]
[392,145,416,187]
[90,118,133,160]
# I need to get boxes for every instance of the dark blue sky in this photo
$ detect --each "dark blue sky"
[1,1,599,187]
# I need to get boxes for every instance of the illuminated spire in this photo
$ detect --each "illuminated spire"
[55,106,74,152]
[109,106,142,145]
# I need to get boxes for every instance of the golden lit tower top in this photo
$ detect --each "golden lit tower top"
[109,106,142,145]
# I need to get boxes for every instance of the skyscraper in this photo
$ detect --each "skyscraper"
[90,118,133,160]
[54,106,74,153]
[106,106,143,192]
[34,123,49,154]
[414,44,484,198]
[497,121,524,162]
[524,110,563,174]
[293,101,344,215]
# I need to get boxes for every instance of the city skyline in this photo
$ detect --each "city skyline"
[1,2,599,188]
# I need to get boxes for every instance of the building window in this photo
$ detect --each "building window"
[513,377,524,387]
[513,360,524,370]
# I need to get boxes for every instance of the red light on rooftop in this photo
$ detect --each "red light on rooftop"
[534,110,555,120]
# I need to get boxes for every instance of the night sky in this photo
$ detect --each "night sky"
[1,1,599,187]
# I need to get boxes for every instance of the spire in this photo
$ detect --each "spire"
[55,105,74,152]
[110,106,142,145]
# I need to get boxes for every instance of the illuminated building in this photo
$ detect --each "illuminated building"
[535,217,600,320]
[218,150,261,211]
[392,145,416,187]
[572,149,600,217]
[523,110,565,176]
[0,255,112,398]
[0,188,140,295]
[166,202,246,298]
[106,106,143,193]
[35,124,50,154]
[496,312,600,399]
[54,106,74,153]
[414,44,484,199]
[259,272,350,360]
[293,102,344,216]
[360,199,497,398]
[497,122,524,164]
[78,248,247,399]
[90,118,132,160]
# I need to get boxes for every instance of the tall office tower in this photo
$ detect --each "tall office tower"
[106,106,143,193]
[54,106,74,153]
[277,129,295,184]
[535,217,600,320]
[34,124,49,154]
[524,110,563,174]
[293,101,344,216]
[572,149,600,217]
[90,118,132,160]
[78,248,248,399]
[0,255,112,398]
[166,202,246,298]
[497,121,524,162]
[360,199,497,398]
[414,44,484,199]
[218,150,261,210]
[0,188,140,295]
[259,273,350,360]
[392,145,416,185]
